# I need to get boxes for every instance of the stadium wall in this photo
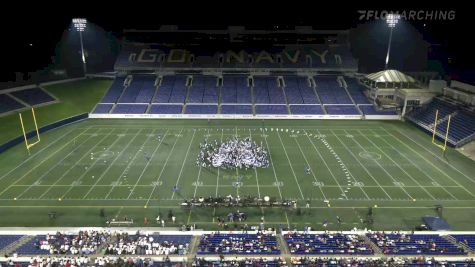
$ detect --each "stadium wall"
[89,114,400,120]
[0,113,88,153]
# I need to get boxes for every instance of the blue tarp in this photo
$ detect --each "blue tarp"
[423,216,451,231]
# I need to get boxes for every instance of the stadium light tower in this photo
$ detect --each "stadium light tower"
[385,13,400,69]
[72,18,87,75]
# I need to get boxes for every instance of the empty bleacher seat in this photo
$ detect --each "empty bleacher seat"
[221,76,252,104]
[0,94,24,113]
[185,105,218,114]
[315,76,352,104]
[92,104,114,114]
[112,104,148,114]
[325,105,359,115]
[11,88,54,106]
[221,105,253,114]
[149,104,183,114]
[367,233,465,255]
[255,105,288,115]
[0,235,23,250]
[360,105,397,115]
[290,105,324,115]
[345,78,371,104]
[100,77,126,103]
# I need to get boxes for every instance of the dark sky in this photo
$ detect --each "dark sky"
[1,2,470,81]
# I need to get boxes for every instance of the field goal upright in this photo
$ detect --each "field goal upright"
[19,108,41,155]
[431,109,451,152]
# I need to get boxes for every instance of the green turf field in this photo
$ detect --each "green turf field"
[0,119,474,230]
[0,78,112,144]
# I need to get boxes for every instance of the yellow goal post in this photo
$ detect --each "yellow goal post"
[431,109,451,152]
[19,108,41,154]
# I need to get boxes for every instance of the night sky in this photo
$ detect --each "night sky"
[2,2,471,83]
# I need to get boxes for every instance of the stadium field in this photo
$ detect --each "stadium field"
[0,119,475,230]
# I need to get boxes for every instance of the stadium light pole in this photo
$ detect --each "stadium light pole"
[73,18,87,76]
[385,14,400,70]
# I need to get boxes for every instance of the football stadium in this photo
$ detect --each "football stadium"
[1,9,475,266]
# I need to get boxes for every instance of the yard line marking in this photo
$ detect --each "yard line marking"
[327,129,392,200]
[339,129,414,200]
[105,129,156,199]
[383,128,475,199]
[276,131,305,199]
[82,129,143,199]
[11,184,466,188]
[395,128,475,185]
[319,131,371,200]
[171,129,197,199]
[0,128,77,183]
[14,132,96,199]
[249,129,261,198]
[293,136,327,201]
[192,129,207,199]
[354,129,436,200]
[215,129,224,198]
[56,129,120,199]
[3,205,475,209]
[0,127,90,198]
[144,128,184,207]
[126,129,170,199]
[305,130,347,200]
[37,128,114,199]
[366,129,458,200]
[262,129,283,200]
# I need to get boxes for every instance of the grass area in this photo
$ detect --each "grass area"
[0,119,474,230]
[0,78,112,144]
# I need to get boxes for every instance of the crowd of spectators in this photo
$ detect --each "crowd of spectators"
[104,233,189,256]
[192,257,288,267]
[285,232,373,255]
[197,232,279,254]
[33,231,109,255]
[367,232,465,255]
[291,257,475,267]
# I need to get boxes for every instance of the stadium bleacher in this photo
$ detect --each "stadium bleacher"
[406,98,475,146]
[92,104,114,114]
[325,105,360,115]
[315,76,352,105]
[92,72,391,117]
[0,235,23,250]
[452,235,475,250]
[255,105,288,115]
[345,78,371,104]
[188,76,219,104]
[221,76,252,104]
[0,94,24,114]
[221,105,253,114]
[149,104,183,114]
[197,233,280,255]
[359,105,398,115]
[112,104,148,114]
[100,77,126,103]
[290,105,324,115]
[185,105,218,114]
[285,233,373,255]
[10,88,55,106]
[367,232,466,255]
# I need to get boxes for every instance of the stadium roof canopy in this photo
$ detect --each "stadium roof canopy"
[365,69,416,83]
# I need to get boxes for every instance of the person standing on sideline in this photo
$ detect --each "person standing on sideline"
[172,215,176,224]
[156,215,160,224]
[161,219,165,227]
